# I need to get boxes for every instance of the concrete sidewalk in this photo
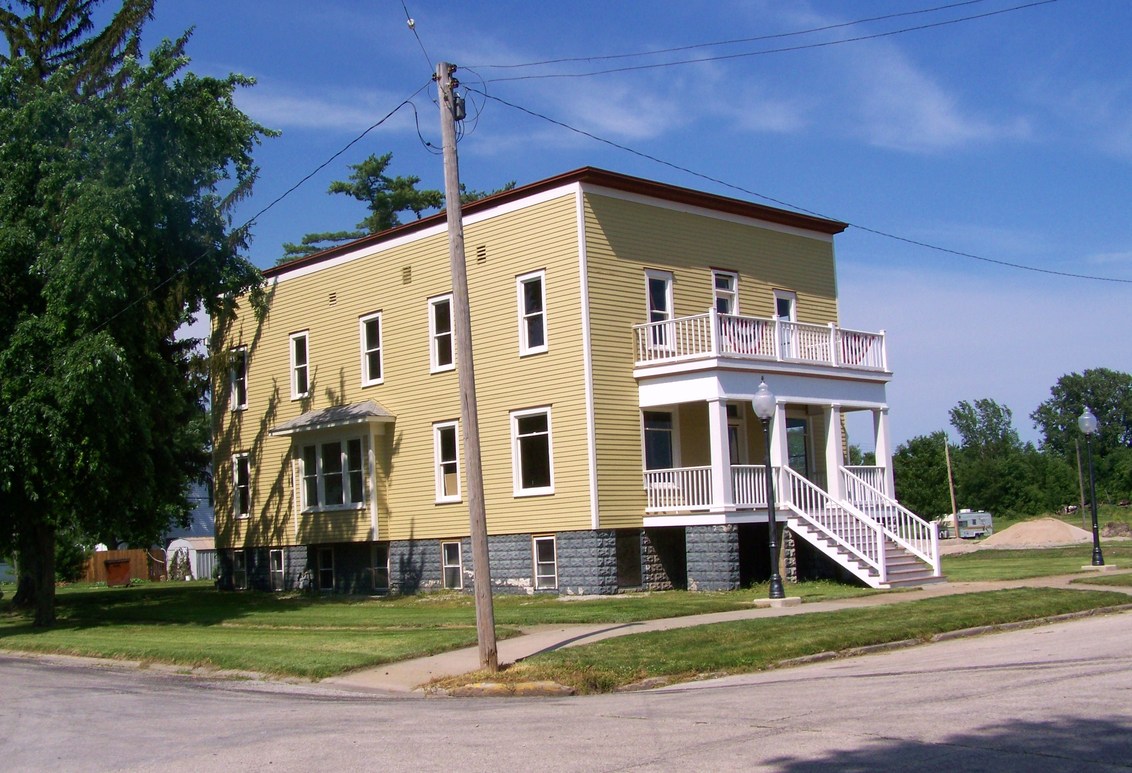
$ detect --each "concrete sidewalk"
[322,572,1132,694]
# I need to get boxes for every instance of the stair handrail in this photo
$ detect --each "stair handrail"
[839,466,941,576]
[779,466,886,583]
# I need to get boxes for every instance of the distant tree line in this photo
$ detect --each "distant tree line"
[893,368,1132,520]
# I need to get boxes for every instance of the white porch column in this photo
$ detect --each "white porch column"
[707,398,733,512]
[873,408,895,497]
[823,405,845,500]
[769,401,788,469]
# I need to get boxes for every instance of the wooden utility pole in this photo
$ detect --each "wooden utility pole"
[437,61,497,671]
[944,439,959,539]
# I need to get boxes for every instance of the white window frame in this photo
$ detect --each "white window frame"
[511,407,555,497]
[433,420,461,503]
[441,541,463,590]
[773,289,797,322]
[232,453,250,519]
[317,546,334,592]
[232,549,248,590]
[299,437,367,512]
[372,543,390,592]
[290,331,310,399]
[713,270,738,315]
[229,346,248,411]
[516,270,547,356]
[359,311,384,387]
[429,294,454,373]
[645,269,674,350]
[269,548,284,592]
[533,535,558,590]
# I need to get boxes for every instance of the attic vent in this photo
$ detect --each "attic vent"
[475,245,487,263]
[402,266,412,284]
[328,292,337,306]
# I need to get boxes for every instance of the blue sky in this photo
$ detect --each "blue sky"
[142,0,1132,449]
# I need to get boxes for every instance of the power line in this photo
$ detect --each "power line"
[467,87,1132,285]
[482,1,1058,83]
[400,0,433,70]
[473,0,990,70]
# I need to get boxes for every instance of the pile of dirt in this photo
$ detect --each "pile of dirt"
[978,517,1093,548]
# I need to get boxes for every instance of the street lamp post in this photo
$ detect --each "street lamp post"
[1078,407,1105,567]
[752,379,785,599]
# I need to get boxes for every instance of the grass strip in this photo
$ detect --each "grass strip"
[1070,572,1132,588]
[455,588,1129,694]
[0,580,873,678]
[942,544,1132,581]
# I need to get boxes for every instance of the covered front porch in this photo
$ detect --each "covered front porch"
[634,364,940,588]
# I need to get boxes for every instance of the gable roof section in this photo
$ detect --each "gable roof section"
[264,167,847,279]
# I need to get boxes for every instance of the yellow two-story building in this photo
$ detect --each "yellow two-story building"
[213,168,940,595]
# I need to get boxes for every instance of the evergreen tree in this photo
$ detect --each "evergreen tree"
[278,152,515,262]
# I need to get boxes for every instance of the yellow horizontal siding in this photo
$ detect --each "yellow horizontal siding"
[582,192,840,528]
[214,193,591,549]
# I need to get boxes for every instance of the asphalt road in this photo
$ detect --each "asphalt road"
[2,611,1130,772]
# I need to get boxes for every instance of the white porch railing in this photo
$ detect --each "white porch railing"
[643,466,712,512]
[840,466,941,577]
[634,310,887,371]
[843,465,886,493]
[731,464,767,508]
[779,466,886,582]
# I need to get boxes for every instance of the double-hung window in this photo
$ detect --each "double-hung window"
[533,536,557,589]
[713,270,738,315]
[232,453,251,518]
[359,312,383,386]
[290,331,310,399]
[429,295,454,372]
[442,541,462,589]
[300,438,365,510]
[511,407,554,496]
[516,270,547,355]
[232,549,248,590]
[229,347,248,410]
[434,421,461,502]
[269,549,284,591]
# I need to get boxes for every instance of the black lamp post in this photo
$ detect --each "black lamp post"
[1078,407,1105,567]
[752,379,785,599]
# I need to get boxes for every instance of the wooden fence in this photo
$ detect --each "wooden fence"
[81,548,165,585]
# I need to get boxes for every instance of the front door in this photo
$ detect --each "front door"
[775,290,796,359]
[646,270,673,349]
[786,417,809,478]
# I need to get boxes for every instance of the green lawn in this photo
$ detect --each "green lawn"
[942,544,1132,581]
[0,580,870,679]
[453,587,1130,693]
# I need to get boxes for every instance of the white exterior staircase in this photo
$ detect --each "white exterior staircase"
[779,466,942,589]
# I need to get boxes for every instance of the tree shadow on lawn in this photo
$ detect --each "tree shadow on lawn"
[0,582,358,633]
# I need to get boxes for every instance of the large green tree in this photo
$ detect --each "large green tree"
[893,431,953,519]
[0,0,268,625]
[946,398,1074,517]
[1031,368,1132,503]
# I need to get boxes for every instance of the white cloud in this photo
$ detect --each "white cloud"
[847,48,1030,152]
[236,88,423,133]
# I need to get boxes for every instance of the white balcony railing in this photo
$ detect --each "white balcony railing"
[634,309,887,371]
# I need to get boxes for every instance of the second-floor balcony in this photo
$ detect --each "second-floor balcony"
[633,310,888,372]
